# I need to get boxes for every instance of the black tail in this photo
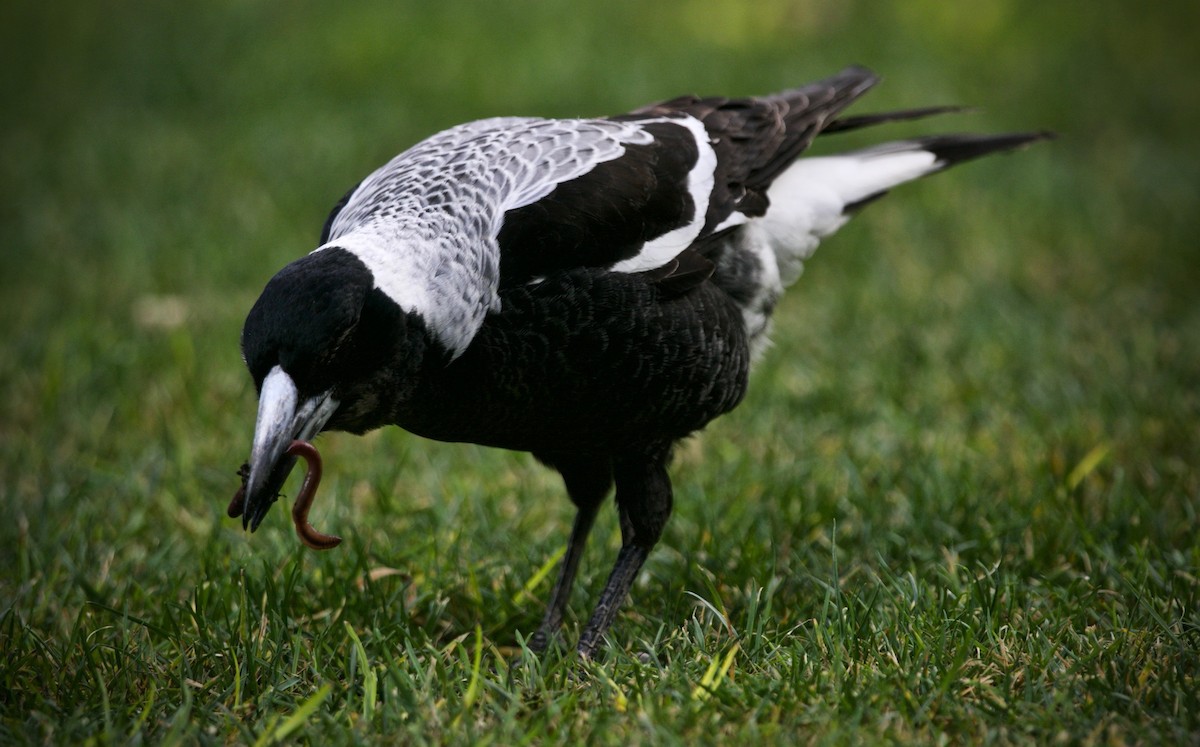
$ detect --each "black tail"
[748,65,881,189]
[822,103,1056,166]
[917,131,1057,168]
[824,105,972,134]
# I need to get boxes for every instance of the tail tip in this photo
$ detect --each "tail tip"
[927,129,1056,167]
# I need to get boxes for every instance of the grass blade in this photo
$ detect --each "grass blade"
[255,684,332,747]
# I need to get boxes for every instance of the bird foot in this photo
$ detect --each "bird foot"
[525,628,560,655]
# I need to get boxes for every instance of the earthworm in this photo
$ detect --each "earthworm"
[228,463,249,518]
[286,439,343,550]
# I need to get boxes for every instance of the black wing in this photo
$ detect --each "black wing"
[495,66,880,286]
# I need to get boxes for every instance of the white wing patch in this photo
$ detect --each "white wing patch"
[315,117,655,356]
[610,116,718,273]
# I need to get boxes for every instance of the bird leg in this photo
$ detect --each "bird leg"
[576,543,650,658]
[528,502,600,652]
[528,455,612,653]
[576,452,672,659]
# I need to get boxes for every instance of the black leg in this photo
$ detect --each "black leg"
[527,455,612,653]
[576,449,673,659]
[576,543,650,658]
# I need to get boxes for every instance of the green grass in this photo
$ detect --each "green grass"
[2,0,1198,743]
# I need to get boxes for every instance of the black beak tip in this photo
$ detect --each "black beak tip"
[245,499,273,532]
[237,454,295,534]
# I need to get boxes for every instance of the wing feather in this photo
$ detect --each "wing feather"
[314,66,885,355]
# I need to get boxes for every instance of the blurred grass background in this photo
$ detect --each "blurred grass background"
[1,0,1197,743]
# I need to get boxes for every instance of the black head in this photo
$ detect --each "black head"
[242,247,373,397]
[236,247,427,531]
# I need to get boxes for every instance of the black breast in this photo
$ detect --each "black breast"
[396,269,750,454]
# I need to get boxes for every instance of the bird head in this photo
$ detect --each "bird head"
[236,247,427,532]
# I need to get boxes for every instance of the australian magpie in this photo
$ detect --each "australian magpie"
[231,65,1049,658]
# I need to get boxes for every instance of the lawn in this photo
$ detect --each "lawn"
[2,0,1197,743]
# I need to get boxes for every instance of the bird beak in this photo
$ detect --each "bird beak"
[242,365,339,532]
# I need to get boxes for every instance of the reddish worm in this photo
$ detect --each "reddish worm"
[228,464,248,518]
[227,440,342,550]
[285,440,343,550]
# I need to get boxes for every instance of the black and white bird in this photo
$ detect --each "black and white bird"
[233,66,1048,657]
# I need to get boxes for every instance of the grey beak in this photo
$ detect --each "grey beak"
[242,365,338,531]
